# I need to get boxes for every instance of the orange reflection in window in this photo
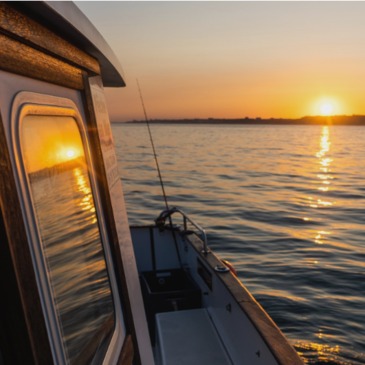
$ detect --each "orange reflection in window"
[73,168,97,224]
[22,115,84,173]
[21,114,115,363]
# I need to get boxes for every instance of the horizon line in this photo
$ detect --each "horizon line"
[112,114,365,124]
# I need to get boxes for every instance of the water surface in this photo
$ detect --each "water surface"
[113,123,365,365]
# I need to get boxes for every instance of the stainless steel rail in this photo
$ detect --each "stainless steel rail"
[155,207,210,254]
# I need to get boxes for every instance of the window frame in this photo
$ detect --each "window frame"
[11,91,125,364]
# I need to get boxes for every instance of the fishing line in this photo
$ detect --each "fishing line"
[137,79,170,212]
[136,79,182,267]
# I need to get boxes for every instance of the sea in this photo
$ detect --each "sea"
[112,123,365,365]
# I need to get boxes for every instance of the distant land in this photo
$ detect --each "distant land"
[118,115,365,125]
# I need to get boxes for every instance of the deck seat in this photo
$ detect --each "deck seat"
[155,308,232,365]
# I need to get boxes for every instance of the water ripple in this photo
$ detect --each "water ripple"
[113,124,365,365]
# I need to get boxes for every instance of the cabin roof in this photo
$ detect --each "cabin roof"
[19,1,126,87]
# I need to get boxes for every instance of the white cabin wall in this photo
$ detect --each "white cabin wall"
[180,236,279,365]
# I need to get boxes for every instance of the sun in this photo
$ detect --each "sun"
[320,102,334,116]
[66,149,76,159]
[61,147,80,161]
[312,97,341,117]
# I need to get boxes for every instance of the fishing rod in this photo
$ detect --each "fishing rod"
[136,79,170,212]
[136,79,182,265]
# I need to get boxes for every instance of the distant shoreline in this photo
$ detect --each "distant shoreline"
[114,115,365,126]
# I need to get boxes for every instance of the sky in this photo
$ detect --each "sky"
[76,1,365,122]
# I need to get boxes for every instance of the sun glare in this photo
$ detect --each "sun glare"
[66,149,76,159]
[320,103,334,116]
[58,147,81,163]
[312,97,341,117]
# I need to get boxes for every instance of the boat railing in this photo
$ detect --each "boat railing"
[155,207,210,254]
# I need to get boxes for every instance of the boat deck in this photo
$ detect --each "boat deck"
[155,308,232,365]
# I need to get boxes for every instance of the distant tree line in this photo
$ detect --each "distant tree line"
[119,115,365,125]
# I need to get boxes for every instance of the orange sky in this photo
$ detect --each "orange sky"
[76,2,365,122]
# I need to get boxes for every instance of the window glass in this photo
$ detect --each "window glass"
[21,115,115,364]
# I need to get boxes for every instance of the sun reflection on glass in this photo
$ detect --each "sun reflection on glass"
[73,167,97,224]
[58,146,82,164]
[66,149,76,159]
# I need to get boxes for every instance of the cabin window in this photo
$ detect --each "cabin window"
[15,98,124,364]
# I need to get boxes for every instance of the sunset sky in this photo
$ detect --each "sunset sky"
[76,1,365,122]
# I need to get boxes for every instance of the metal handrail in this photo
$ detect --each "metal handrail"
[155,207,210,254]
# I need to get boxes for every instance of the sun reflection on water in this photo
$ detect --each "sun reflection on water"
[316,126,334,193]
[296,340,341,364]
[306,126,336,246]
[314,230,331,245]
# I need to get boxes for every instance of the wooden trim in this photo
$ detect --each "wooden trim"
[0,3,100,75]
[0,33,84,89]
[118,335,134,365]
[74,315,115,364]
[0,114,53,364]
[82,75,140,364]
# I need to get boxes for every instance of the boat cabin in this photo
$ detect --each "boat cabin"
[0,2,304,365]
[0,2,153,364]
